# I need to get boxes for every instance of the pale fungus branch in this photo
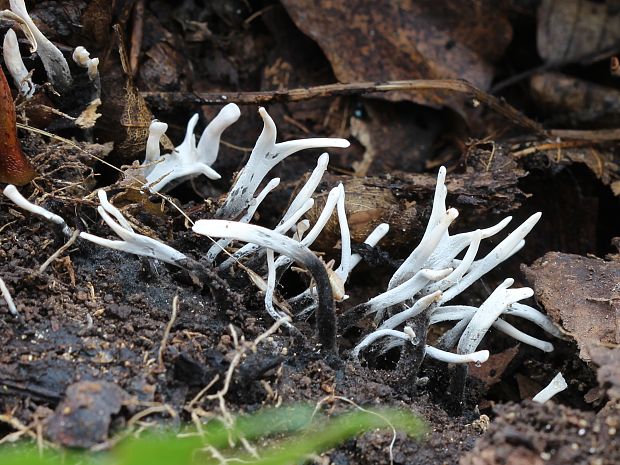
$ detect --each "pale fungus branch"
[349,165,553,387]
[532,372,568,403]
[3,185,72,237]
[2,0,72,92]
[215,107,349,220]
[2,28,34,98]
[0,277,19,317]
[79,191,187,265]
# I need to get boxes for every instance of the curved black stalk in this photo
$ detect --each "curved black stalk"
[303,254,337,354]
[192,220,337,355]
[395,310,430,393]
[446,364,467,416]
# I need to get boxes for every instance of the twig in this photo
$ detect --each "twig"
[129,0,145,77]
[142,79,546,135]
[157,295,179,369]
[511,140,594,158]
[0,414,37,443]
[0,277,19,316]
[127,404,177,427]
[37,229,80,274]
[550,128,620,141]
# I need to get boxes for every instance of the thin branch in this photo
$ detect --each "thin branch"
[142,79,546,135]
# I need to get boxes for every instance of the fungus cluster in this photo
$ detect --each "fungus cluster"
[2,103,561,378]
[340,168,560,366]
[1,0,99,98]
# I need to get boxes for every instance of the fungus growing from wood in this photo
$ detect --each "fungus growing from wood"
[215,107,349,220]
[350,166,557,374]
[2,28,34,98]
[2,185,70,236]
[79,190,188,265]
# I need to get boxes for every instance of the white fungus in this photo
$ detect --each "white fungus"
[532,372,568,403]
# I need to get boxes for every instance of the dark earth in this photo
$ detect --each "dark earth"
[2,1,620,464]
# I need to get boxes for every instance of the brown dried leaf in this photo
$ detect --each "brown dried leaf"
[79,0,114,49]
[469,345,519,387]
[349,100,438,176]
[537,0,620,64]
[0,67,36,185]
[280,0,512,107]
[523,252,620,361]
[530,72,620,125]
[98,29,173,162]
[118,78,169,156]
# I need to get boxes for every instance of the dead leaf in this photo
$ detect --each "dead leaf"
[280,0,512,107]
[75,98,102,129]
[97,27,173,162]
[349,100,439,176]
[469,345,519,387]
[78,0,114,49]
[530,72,620,125]
[523,252,620,361]
[0,67,36,185]
[515,373,545,401]
[537,0,620,64]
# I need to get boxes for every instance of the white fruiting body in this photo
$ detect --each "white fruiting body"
[142,104,241,192]
[0,277,19,316]
[215,107,349,220]
[79,191,187,265]
[2,0,72,92]
[72,46,99,81]
[532,372,568,403]
[2,28,34,97]
[351,167,558,367]
[2,102,561,375]
[3,185,72,236]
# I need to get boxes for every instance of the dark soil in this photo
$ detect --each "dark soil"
[2,1,620,464]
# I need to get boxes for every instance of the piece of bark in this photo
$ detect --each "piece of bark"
[280,0,512,109]
[524,252,620,361]
[537,0,620,64]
